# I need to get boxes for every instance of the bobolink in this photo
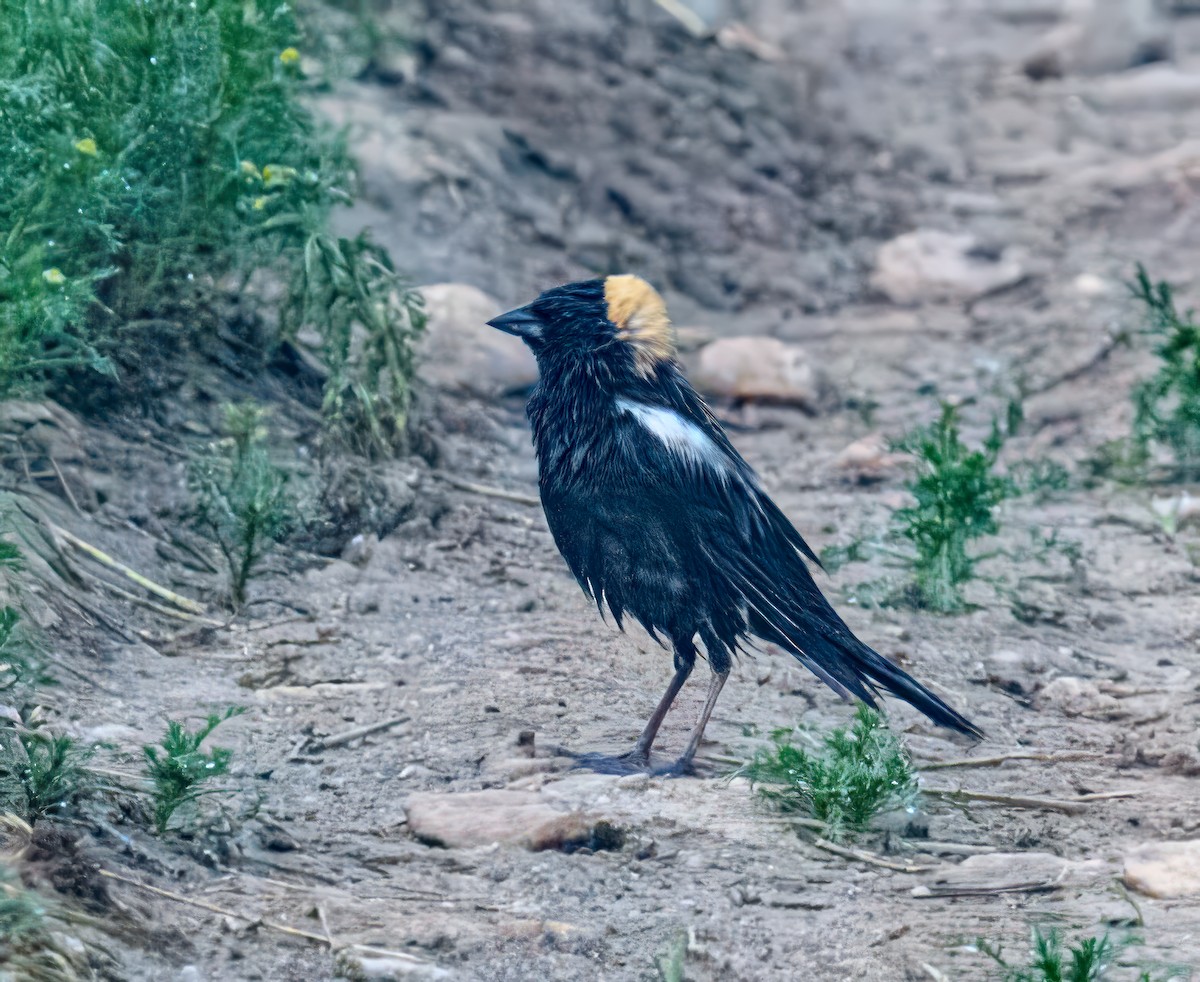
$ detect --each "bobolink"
[489,275,980,774]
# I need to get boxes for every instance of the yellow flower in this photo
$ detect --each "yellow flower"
[74,138,97,157]
[279,47,300,66]
[252,196,268,210]
[262,164,297,186]
[240,160,260,178]
[42,268,66,285]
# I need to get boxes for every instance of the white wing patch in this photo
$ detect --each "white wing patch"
[615,398,730,476]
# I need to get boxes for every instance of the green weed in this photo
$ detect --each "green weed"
[654,931,687,982]
[0,0,423,449]
[892,402,1018,612]
[189,403,294,607]
[143,706,245,834]
[0,712,92,825]
[1127,265,1200,481]
[0,863,85,982]
[978,927,1189,982]
[823,403,1025,613]
[740,705,916,842]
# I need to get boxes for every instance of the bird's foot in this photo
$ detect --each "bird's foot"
[567,748,651,776]
[650,756,698,778]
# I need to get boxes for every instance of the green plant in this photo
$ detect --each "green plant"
[0,0,423,449]
[1129,265,1200,481]
[143,705,245,834]
[892,402,1017,612]
[189,403,294,607]
[0,714,92,824]
[654,931,687,982]
[978,928,1188,982]
[740,705,916,842]
[0,862,85,982]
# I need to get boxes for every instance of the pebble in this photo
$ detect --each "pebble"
[404,789,605,851]
[870,230,1025,305]
[1124,840,1200,898]
[692,336,834,410]
[417,283,539,397]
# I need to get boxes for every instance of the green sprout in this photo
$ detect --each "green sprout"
[143,706,245,834]
[189,403,294,608]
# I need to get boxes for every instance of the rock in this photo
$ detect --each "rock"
[1023,0,1170,79]
[417,283,538,397]
[691,337,835,410]
[1037,676,1123,717]
[870,230,1025,306]
[834,433,907,479]
[1124,840,1200,898]
[404,789,604,851]
[336,952,452,980]
[915,851,1109,897]
[1086,65,1200,111]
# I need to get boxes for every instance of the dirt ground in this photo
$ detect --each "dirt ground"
[7,1,1200,979]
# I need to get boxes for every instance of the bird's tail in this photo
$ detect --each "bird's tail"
[841,635,982,738]
[744,593,982,738]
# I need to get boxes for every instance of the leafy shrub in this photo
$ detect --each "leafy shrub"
[143,705,245,834]
[0,0,423,449]
[740,705,916,842]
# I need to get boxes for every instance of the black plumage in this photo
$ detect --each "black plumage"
[489,275,980,774]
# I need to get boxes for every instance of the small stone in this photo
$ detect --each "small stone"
[1037,676,1123,717]
[335,951,452,980]
[834,433,907,479]
[692,336,835,410]
[1124,840,1200,898]
[417,283,539,397]
[178,968,203,982]
[1023,0,1170,80]
[871,230,1025,305]
[405,789,604,851]
[616,773,649,791]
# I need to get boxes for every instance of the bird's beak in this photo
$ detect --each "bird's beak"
[487,305,543,341]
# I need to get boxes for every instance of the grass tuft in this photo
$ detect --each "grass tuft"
[143,706,245,835]
[188,403,295,608]
[740,705,916,842]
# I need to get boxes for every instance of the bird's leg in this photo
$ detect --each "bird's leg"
[570,655,694,775]
[624,658,694,767]
[658,669,729,776]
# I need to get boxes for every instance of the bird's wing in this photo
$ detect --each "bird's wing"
[627,366,823,567]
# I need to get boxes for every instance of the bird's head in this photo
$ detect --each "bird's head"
[488,275,675,380]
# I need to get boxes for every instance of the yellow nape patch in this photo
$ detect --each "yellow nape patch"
[604,274,674,376]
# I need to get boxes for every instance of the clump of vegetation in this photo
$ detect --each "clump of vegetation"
[740,706,916,842]
[978,928,1188,982]
[891,402,1018,611]
[0,862,86,982]
[1127,265,1200,482]
[0,0,423,450]
[143,706,245,834]
[823,402,1026,613]
[0,711,92,825]
[189,403,294,607]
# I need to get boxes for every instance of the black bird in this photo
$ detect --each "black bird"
[489,275,980,774]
